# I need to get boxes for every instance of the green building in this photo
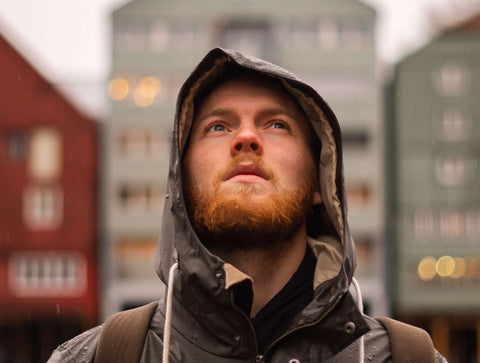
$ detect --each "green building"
[104,0,385,319]
[388,14,480,362]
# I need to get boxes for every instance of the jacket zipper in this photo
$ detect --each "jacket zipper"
[231,288,345,362]
[262,292,345,359]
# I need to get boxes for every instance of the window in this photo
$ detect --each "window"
[149,21,170,51]
[116,239,157,280]
[171,23,195,51]
[342,130,370,149]
[318,20,339,50]
[133,76,162,107]
[115,22,147,52]
[346,183,372,207]
[117,130,166,158]
[354,237,374,277]
[109,77,130,101]
[435,153,474,186]
[439,210,464,239]
[28,127,62,181]
[433,62,469,96]
[290,21,317,50]
[435,108,470,141]
[341,21,368,49]
[8,252,86,296]
[414,210,435,240]
[23,184,63,229]
[219,20,271,59]
[6,132,28,161]
[465,209,480,240]
[118,184,164,212]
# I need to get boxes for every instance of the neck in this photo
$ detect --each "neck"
[212,225,308,317]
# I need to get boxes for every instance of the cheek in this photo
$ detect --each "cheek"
[184,149,215,187]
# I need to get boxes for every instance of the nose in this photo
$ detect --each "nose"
[231,124,263,155]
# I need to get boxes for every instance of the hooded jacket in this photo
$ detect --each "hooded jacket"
[48,48,446,363]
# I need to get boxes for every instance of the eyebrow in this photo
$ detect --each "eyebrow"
[196,107,300,124]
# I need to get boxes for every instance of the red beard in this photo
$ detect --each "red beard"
[184,155,316,252]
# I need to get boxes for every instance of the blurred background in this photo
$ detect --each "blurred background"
[0,0,479,362]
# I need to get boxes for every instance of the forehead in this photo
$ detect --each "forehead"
[199,75,297,109]
[193,75,310,127]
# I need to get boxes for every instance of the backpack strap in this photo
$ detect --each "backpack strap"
[94,302,158,363]
[375,317,436,363]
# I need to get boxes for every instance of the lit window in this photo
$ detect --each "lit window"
[116,239,157,280]
[346,183,372,207]
[433,62,469,96]
[109,77,130,101]
[418,256,437,281]
[439,210,464,238]
[353,237,373,277]
[8,252,87,296]
[6,132,29,161]
[414,209,435,240]
[134,77,162,107]
[435,153,474,186]
[23,184,63,230]
[28,128,62,181]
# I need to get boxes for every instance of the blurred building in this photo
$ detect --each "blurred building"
[104,0,385,317]
[387,13,480,362]
[0,34,98,362]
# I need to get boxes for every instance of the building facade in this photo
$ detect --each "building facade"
[0,35,98,362]
[388,15,480,362]
[104,0,385,318]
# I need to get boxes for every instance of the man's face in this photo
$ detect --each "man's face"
[183,76,320,251]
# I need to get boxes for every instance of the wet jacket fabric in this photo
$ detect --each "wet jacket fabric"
[48,48,446,363]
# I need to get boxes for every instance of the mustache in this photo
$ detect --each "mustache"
[216,155,275,183]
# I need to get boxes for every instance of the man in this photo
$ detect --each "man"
[49,48,447,362]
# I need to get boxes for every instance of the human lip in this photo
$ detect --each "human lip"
[224,163,269,181]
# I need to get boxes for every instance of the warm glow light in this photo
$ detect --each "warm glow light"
[109,77,130,101]
[465,256,478,277]
[418,256,437,281]
[450,257,466,278]
[436,255,455,277]
[134,77,162,107]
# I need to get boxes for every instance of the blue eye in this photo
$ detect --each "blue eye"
[270,121,286,129]
[208,124,226,132]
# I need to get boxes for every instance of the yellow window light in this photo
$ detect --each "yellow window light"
[134,77,162,107]
[450,257,466,278]
[418,256,437,281]
[109,77,130,101]
[436,255,455,277]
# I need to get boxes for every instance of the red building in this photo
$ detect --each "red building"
[0,34,98,362]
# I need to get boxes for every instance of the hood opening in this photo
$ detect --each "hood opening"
[164,48,353,291]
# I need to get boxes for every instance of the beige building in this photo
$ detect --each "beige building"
[103,0,385,318]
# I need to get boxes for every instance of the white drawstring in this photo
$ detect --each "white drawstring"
[162,262,178,363]
[352,277,364,363]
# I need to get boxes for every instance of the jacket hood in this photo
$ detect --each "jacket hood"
[155,47,356,321]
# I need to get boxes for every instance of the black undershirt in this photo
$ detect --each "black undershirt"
[243,247,316,353]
